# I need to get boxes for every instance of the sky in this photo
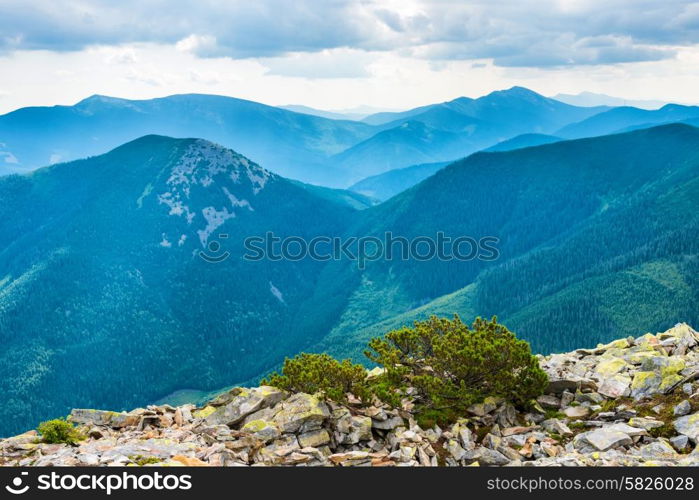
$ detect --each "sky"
[0,0,698,114]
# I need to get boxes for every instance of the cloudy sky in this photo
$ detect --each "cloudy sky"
[1,0,698,114]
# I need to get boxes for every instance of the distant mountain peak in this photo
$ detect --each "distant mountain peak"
[553,92,667,110]
[486,86,545,99]
[76,94,129,106]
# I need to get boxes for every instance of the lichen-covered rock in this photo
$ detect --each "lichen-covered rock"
[595,357,630,377]
[69,409,139,429]
[636,439,678,460]
[240,419,281,443]
[673,412,699,443]
[627,417,664,431]
[271,393,329,433]
[298,429,331,448]
[630,371,662,399]
[206,386,286,426]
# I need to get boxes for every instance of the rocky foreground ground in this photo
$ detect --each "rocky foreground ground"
[2,323,699,467]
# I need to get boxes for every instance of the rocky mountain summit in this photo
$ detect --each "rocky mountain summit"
[2,323,699,467]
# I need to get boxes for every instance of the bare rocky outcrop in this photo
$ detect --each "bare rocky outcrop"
[2,323,698,467]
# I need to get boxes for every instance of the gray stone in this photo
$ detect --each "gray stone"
[77,453,100,465]
[542,418,573,437]
[458,426,475,450]
[673,400,691,417]
[637,440,678,460]
[466,397,500,416]
[563,406,589,418]
[670,435,689,451]
[466,447,511,466]
[371,415,404,430]
[603,423,646,437]
[560,391,575,408]
[446,439,466,461]
[598,374,632,398]
[536,395,561,409]
[69,409,139,428]
[576,391,604,404]
[347,416,373,443]
[497,445,523,461]
[333,409,373,444]
[576,428,633,451]
[673,412,699,443]
[547,378,596,394]
[627,417,664,431]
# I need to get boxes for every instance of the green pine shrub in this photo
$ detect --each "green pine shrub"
[262,316,546,426]
[262,353,370,402]
[365,315,548,418]
[37,418,85,445]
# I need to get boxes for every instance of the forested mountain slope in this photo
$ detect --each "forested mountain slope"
[310,124,699,360]
[0,136,357,436]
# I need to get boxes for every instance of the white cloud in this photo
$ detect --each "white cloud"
[176,34,221,57]
[261,49,374,79]
[0,1,697,113]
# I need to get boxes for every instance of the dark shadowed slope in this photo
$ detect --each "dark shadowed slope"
[484,133,562,152]
[348,132,562,201]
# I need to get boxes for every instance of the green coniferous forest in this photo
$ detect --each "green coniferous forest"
[0,124,697,436]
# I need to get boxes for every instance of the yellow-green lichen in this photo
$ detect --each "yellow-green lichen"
[595,357,629,376]
[192,406,216,419]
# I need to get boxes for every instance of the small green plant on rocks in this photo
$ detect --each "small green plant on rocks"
[262,353,370,402]
[37,418,85,445]
[129,455,162,466]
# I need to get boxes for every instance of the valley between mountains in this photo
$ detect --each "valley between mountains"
[0,123,696,437]
[0,88,697,438]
